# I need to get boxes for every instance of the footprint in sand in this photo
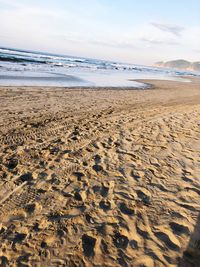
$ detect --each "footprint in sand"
[82,234,96,258]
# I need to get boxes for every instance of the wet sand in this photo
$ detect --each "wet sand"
[0,78,200,266]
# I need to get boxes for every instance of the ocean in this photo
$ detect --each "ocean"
[0,47,198,88]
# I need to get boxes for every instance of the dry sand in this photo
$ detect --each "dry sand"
[0,78,200,267]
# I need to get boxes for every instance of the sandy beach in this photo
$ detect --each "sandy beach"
[0,79,200,266]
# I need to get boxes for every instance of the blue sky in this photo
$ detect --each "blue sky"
[0,0,200,64]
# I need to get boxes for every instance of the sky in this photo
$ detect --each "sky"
[0,0,200,65]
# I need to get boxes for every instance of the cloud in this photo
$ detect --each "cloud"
[136,23,181,48]
[151,22,184,36]
[140,37,179,46]
[90,40,135,49]
[53,33,136,50]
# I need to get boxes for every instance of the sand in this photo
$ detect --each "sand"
[0,78,200,267]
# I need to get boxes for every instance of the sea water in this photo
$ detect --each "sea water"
[0,47,198,88]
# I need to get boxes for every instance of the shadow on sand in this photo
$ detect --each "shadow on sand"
[178,213,200,267]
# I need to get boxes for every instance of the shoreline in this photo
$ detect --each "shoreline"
[0,79,200,266]
[0,74,196,91]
